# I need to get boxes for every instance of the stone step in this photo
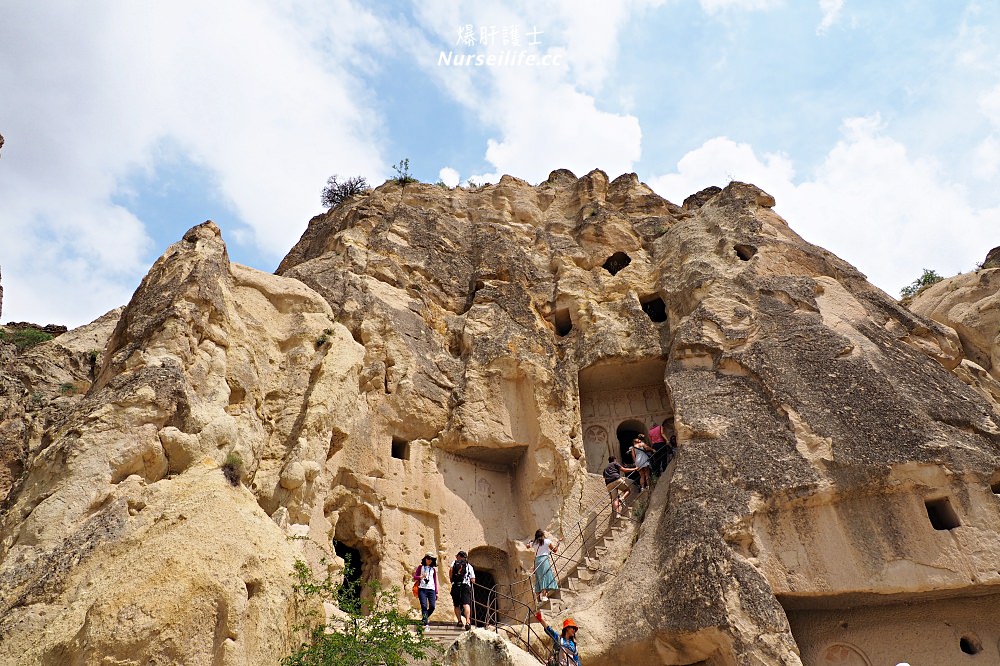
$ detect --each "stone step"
[540,596,569,613]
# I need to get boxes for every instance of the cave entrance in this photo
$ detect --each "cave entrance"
[468,546,513,622]
[578,357,672,474]
[616,419,647,473]
[333,540,364,610]
[471,569,498,627]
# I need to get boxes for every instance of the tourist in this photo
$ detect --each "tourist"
[449,550,475,630]
[603,455,636,518]
[528,529,560,603]
[664,431,678,470]
[412,552,438,626]
[648,419,668,475]
[630,434,654,491]
[535,610,582,665]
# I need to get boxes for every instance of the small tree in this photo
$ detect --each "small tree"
[282,558,441,666]
[899,268,944,301]
[392,159,416,185]
[322,175,370,208]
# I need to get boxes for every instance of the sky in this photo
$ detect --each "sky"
[2,0,999,327]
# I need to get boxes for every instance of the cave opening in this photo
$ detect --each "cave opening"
[602,252,632,275]
[925,497,961,531]
[640,295,667,323]
[391,436,410,461]
[553,308,573,336]
[333,540,364,609]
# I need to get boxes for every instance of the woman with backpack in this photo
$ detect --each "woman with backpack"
[535,610,581,665]
[528,529,560,603]
[412,552,438,626]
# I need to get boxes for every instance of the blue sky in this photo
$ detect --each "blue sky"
[2,0,999,327]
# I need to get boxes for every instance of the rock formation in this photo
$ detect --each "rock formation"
[910,249,1000,421]
[985,245,1000,270]
[2,173,1000,666]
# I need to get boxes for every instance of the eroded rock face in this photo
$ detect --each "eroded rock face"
[2,176,1000,666]
[0,222,363,664]
[910,266,1000,382]
[445,628,540,666]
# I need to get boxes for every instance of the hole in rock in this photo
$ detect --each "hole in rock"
[991,478,1000,495]
[472,568,497,628]
[960,634,982,655]
[616,419,647,482]
[333,541,364,609]
[640,295,667,323]
[391,437,410,461]
[245,580,261,599]
[553,308,573,336]
[227,381,246,406]
[925,497,961,530]
[467,546,513,624]
[602,252,631,275]
[734,244,757,261]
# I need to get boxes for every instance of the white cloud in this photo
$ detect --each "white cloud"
[972,135,1000,178]
[648,116,1000,297]
[473,75,642,183]
[816,0,844,34]
[439,167,461,187]
[649,137,795,205]
[412,1,647,185]
[698,0,782,14]
[980,83,1000,125]
[0,1,385,326]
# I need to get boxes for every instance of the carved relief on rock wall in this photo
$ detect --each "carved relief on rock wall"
[580,384,671,473]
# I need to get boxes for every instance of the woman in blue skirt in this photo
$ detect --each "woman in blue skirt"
[529,529,560,602]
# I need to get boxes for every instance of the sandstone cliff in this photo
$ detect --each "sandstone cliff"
[2,173,1000,666]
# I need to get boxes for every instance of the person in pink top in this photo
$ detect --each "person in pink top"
[648,420,668,475]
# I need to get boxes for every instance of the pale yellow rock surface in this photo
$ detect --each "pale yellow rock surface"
[910,267,1000,381]
[2,175,1000,666]
[444,628,541,666]
[0,222,365,664]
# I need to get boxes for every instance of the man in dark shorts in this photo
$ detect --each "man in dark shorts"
[603,456,636,518]
[449,550,476,630]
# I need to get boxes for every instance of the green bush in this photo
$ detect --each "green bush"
[0,327,54,351]
[282,558,440,666]
[899,268,944,301]
[322,175,371,208]
[221,452,243,487]
[392,159,417,185]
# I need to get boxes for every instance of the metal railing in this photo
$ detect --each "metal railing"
[461,445,675,662]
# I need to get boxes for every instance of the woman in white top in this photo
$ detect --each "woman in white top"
[528,529,560,603]
[412,552,438,626]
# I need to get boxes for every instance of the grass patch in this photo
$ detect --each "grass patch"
[222,451,243,487]
[0,326,54,351]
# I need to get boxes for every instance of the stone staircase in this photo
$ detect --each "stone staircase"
[455,484,648,662]
[414,621,469,651]
[537,510,634,615]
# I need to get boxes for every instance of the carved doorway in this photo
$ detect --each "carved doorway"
[579,358,672,473]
